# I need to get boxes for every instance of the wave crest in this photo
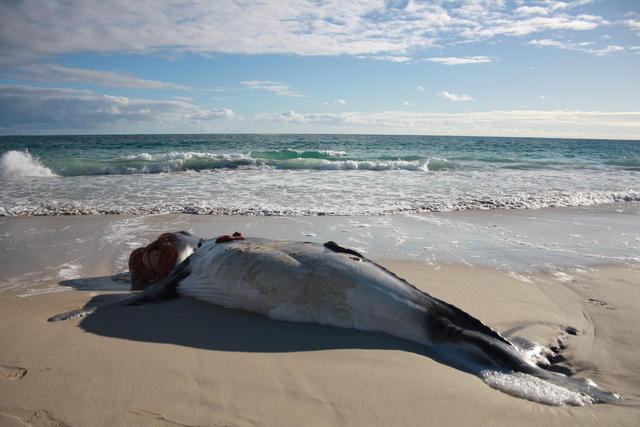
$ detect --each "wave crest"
[0,150,56,178]
[249,148,348,160]
[23,151,459,176]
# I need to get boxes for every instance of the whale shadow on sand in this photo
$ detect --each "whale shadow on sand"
[57,273,132,292]
[65,290,484,375]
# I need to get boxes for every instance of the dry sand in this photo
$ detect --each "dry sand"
[1,215,639,426]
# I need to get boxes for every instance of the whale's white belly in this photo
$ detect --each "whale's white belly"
[178,239,429,344]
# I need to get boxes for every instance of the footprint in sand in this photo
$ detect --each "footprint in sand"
[586,298,616,310]
[130,410,199,427]
[0,408,69,427]
[0,365,27,380]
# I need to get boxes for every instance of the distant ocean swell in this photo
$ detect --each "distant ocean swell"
[0,150,464,176]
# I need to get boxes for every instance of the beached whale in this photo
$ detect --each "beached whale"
[50,231,629,405]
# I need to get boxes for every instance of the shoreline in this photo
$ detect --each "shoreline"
[2,204,639,280]
[1,211,639,425]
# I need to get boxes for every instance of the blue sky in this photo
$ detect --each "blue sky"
[0,0,639,138]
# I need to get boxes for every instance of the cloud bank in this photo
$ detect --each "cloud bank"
[0,85,233,132]
[2,85,638,139]
[0,0,611,62]
[4,64,189,89]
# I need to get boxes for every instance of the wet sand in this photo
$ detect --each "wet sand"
[0,213,639,426]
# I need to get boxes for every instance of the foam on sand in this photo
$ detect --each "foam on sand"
[480,370,596,406]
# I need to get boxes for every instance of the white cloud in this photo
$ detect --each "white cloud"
[542,1,596,12]
[438,90,474,102]
[528,39,568,48]
[241,81,303,97]
[620,19,640,30]
[424,56,492,65]
[417,86,425,91]
[515,6,549,16]
[364,55,412,62]
[472,16,599,39]
[0,85,233,132]
[588,45,624,55]
[334,99,346,105]
[3,64,189,89]
[528,39,624,55]
[255,110,356,126]
[0,0,610,62]
[185,108,234,120]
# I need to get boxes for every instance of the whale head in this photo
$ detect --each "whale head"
[128,231,202,289]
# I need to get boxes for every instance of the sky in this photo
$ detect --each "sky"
[0,0,639,139]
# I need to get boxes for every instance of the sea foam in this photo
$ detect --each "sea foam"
[0,150,56,178]
[480,370,595,406]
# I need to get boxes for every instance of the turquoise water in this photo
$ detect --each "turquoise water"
[1,134,639,215]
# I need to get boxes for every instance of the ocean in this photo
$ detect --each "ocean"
[1,134,639,216]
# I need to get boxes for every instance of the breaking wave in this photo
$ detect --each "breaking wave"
[0,150,56,178]
[248,149,347,160]
[2,150,459,176]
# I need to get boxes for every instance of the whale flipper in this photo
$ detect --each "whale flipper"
[48,257,192,322]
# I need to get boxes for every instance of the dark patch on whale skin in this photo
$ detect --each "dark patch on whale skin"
[420,295,512,347]
[323,241,364,258]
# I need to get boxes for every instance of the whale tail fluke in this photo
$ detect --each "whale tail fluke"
[422,305,634,406]
[455,328,634,405]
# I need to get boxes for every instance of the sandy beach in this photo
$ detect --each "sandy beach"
[3,0,640,424]
[1,212,639,426]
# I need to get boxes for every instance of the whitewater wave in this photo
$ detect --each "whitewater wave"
[11,147,634,177]
[249,148,348,160]
[4,150,458,176]
[278,158,432,171]
[0,150,57,178]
